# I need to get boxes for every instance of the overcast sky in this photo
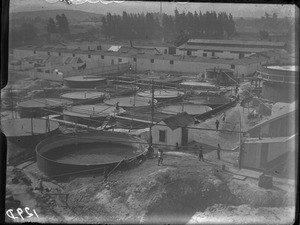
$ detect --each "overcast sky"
[10,0,296,18]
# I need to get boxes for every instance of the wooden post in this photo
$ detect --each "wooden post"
[31,117,34,135]
[149,80,154,148]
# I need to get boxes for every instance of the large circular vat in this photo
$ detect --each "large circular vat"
[63,104,125,127]
[36,132,148,177]
[64,76,107,88]
[17,98,73,118]
[257,65,298,103]
[137,90,184,102]
[158,103,212,116]
[104,96,156,109]
[61,91,106,105]
[95,84,139,97]
[179,81,218,91]
[1,118,60,147]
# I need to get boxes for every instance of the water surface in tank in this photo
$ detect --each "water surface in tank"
[44,142,134,165]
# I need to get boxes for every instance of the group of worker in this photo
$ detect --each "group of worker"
[198,144,221,161]
[152,143,222,166]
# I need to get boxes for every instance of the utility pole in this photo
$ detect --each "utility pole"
[238,109,243,169]
[149,80,154,148]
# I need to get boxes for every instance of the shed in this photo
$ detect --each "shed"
[241,134,296,178]
[246,101,296,138]
[151,112,194,149]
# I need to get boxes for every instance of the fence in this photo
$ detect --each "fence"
[195,99,237,121]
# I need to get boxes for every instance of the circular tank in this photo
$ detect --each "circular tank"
[63,104,125,127]
[95,84,139,97]
[258,65,298,103]
[158,104,212,115]
[104,96,156,109]
[1,118,60,147]
[64,76,107,88]
[180,81,218,91]
[36,131,148,177]
[17,98,73,118]
[61,91,106,105]
[137,90,184,102]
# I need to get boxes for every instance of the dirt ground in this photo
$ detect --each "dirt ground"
[4,79,296,224]
[5,148,296,224]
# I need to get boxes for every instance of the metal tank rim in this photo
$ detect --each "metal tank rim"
[35,131,148,167]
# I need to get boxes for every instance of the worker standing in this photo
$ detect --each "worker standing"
[199,146,204,161]
[157,149,164,166]
[222,112,226,122]
[215,119,220,130]
[217,144,221,160]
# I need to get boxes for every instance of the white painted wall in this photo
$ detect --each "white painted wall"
[13,48,259,77]
[178,49,255,59]
[152,121,182,149]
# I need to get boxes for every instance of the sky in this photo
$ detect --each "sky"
[10,0,296,18]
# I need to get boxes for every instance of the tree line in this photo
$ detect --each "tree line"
[102,10,236,46]
[46,14,70,38]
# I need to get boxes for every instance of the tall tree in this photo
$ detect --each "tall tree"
[47,18,56,34]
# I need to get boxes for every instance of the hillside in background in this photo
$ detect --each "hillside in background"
[10,9,104,23]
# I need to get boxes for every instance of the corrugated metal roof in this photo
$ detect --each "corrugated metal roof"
[187,39,286,47]
[162,112,194,130]
[178,43,280,53]
[45,55,65,65]
[15,46,266,65]
[119,46,160,54]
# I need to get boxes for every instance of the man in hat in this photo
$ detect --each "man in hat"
[157,149,164,166]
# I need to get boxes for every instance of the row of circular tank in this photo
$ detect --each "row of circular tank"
[2,74,231,179]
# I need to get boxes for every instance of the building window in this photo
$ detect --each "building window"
[97,45,101,50]
[187,50,191,56]
[101,55,104,59]
[164,49,168,54]
[88,54,91,58]
[58,52,61,56]
[37,68,43,72]
[133,57,137,62]
[118,58,122,62]
[159,130,166,143]
[170,60,174,65]
[231,64,235,69]
[45,70,50,73]
[73,53,76,57]
[151,59,154,63]
[212,52,215,57]
[47,52,50,55]
[88,46,90,50]
[33,50,36,54]
[203,53,207,57]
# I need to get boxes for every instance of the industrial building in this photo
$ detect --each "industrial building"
[177,39,286,59]
[241,101,297,178]
[12,41,286,78]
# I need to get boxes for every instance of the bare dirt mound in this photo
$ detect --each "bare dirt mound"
[56,152,291,224]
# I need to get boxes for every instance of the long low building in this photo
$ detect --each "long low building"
[178,39,287,59]
[13,45,281,77]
